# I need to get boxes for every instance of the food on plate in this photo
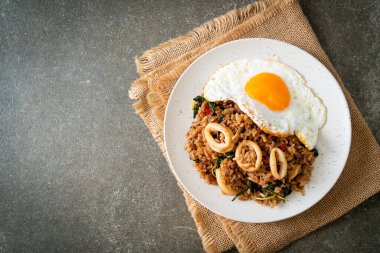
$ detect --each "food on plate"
[269,148,287,180]
[203,58,327,150]
[185,59,326,207]
[235,140,262,172]
[204,122,234,153]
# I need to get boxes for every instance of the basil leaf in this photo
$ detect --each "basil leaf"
[249,180,261,192]
[260,188,288,202]
[312,148,319,157]
[213,156,224,169]
[255,195,276,201]
[193,96,205,104]
[232,185,250,201]
[283,187,292,197]
[193,104,199,119]
[225,152,235,158]
[212,156,226,177]
[211,167,216,177]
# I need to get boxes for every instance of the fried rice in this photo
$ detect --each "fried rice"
[185,98,316,207]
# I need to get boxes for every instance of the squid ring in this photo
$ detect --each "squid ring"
[288,164,301,180]
[232,129,240,143]
[270,148,288,180]
[235,140,262,172]
[215,169,237,196]
[204,123,234,153]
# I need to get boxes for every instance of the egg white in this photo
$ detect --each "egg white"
[203,58,327,150]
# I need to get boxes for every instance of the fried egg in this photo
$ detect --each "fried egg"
[203,58,327,150]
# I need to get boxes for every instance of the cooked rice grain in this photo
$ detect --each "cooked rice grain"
[185,100,316,206]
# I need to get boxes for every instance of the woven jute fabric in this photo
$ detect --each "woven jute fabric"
[129,0,380,252]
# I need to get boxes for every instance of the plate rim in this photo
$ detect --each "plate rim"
[163,38,352,223]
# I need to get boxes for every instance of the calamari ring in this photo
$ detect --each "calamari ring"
[215,168,237,196]
[270,148,288,180]
[204,123,234,153]
[288,164,301,180]
[235,140,262,172]
[232,129,240,143]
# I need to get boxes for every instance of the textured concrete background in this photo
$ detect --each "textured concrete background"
[0,0,379,252]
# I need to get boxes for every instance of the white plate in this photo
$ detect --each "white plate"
[164,38,351,223]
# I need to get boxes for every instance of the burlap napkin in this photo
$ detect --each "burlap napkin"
[129,0,380,252]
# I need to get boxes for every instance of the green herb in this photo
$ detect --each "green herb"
[275,180,282,186]
[213,153,234,169]
[275,194,287,202]
[250,180,261,192]
[255,195,276,201]
[193,96,205,104]
[214,156,224,169]
[225,152,235,158]
[249,182,288,202]
[232,185,250,201]
[211,167,217,177]
[211,156,224,178]
[193,104,199,119]
[260,188,288,202]
[312,148,319,157]
[211,153,236,177]
[282,187,292,197]
[261,188,275,194]
[192,95,216,117]
[192,96,206,118]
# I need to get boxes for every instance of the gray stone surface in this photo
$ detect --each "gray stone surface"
[0,0,378,252]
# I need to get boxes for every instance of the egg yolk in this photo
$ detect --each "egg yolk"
[245,73,290,111]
